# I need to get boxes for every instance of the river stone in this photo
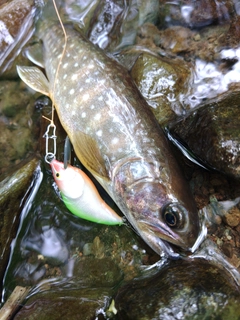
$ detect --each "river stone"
[71,257,123,287]
[0,80,40,175]
[130,52,191,126]
[0,0,40,75]
[159,0,234,28]
[170,91,240,178]
[0,158,40,299]
[14,287,112,320]
[115,259,240,320]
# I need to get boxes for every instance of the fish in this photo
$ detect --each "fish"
[16,2,199,255]
[50,159,123,225]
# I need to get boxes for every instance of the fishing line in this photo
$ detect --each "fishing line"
[52,0,68,107]
[43,0,68,164]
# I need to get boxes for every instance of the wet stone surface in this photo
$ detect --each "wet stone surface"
[130,52,191,125]
[0,80,40,176]
[114,259,240,320]
[14,287,112,320]
[0,158,40,298]
[170,91,240,178]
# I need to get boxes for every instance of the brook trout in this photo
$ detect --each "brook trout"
[17,4,199,255]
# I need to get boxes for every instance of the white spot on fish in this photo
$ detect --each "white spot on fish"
[118,148,123,152]
[72,110,76,116]
[70,43,74,48]
[81,112,86,118]
[96,130,102,137]
[83,56,87,60]
[67,53,70,57]
[112,137,119,144]
[63,63,68,69]
[57,54,62,59]
[98,96,103,101]
[109,128,113,133]
[88,64,94,69]
[63,86,66,90]
[83,93,89,101]
[74,62,79,67]
[63,74,67,79]
[94,71,99,76]
[71,74,78,81]
[85,78,90,83]
[69,89,75,95]
[90,105,95,109]
[94,113,101,120]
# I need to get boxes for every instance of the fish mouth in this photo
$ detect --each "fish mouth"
[138,219,193,251]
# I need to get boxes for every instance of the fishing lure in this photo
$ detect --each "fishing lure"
[50,159,123,225]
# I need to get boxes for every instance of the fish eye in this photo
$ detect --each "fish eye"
[161,203,186,228]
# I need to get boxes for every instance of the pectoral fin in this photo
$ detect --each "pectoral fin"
[24,43,45,68]
[72,131,109,180]
[17,65,50,96]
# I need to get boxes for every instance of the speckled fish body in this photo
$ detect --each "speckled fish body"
[17,16,199,254]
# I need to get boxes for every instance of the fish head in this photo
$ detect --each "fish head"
[127,181,199,252]
[114,160,199,253]
[50,159,84,199]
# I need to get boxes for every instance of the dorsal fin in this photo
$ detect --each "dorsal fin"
[16,65,50,96]
[72,131,109,180]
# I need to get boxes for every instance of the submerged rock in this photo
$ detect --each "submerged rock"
[170,91,240,178]
[115,259,240,320]
[14,287,112,320]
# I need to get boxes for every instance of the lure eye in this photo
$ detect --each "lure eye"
[161,203,186,228]
[56,172,60,178]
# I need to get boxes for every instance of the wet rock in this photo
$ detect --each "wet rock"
[159,0,234,28]
[14,287,112,320]
[73,256,123,287]
[223,206,240,227]
[0,158,40,299]
[130,52,191,126]
[0,0,41,75]
[136,22,231,63]
[63,0,159,51]
[0,80,40,175]
[115,259,240,320]
[218,14,240,47]
[156,26,195,54]
[170,91,240,178]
